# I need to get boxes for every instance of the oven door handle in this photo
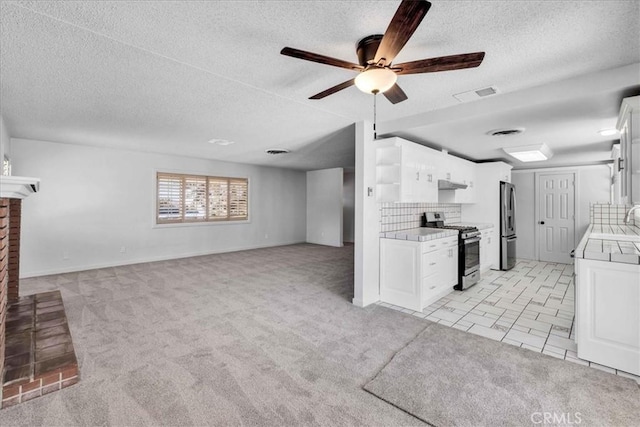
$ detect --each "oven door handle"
[464,237,481,244]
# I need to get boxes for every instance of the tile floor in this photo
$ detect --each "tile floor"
[378,259,640,383]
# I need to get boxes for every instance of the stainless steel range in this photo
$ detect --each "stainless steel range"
[421,212,481,290]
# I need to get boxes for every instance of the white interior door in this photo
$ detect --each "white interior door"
[537,173,575,263]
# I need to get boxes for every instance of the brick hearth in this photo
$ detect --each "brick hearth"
[2,291,78,408]
[0,179,79,409]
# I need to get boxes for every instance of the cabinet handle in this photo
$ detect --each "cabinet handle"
[430,286,436,290]
[427,174,433,183]
[470,181,474,188]
[619,158,624,172]
[429,262,436,266]
[416,172,420,180]
[446,172,451,180]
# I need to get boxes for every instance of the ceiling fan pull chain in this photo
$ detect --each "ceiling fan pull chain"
[373,89,378,140]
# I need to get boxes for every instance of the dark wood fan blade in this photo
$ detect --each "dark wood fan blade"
[383,83,408,104]
[394,52,485,75]
[309,79,356,100]
[374,0,432,65]
[281,47,363,71]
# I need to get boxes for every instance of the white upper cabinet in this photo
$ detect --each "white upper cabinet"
[437,154,477,204]
[375,137,438,203]
[616,96,640,204]
[375,137,479,204]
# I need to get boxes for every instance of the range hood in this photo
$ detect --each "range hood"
[438,179,468,190]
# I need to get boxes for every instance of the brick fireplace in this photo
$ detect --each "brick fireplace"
[0,176,80,408]
[0,198,9,385]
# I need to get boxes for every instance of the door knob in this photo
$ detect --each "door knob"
[539,221,545,225]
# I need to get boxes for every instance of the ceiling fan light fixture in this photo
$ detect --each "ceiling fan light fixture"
[354,68,397,94]
[598,128,619,136]
[503,143,553,162]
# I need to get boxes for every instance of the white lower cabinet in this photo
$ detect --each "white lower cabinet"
[480,227,495,272]
[575,258,640,375]
[380,236,458,312]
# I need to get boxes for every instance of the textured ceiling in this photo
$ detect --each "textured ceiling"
[1,1,639,170]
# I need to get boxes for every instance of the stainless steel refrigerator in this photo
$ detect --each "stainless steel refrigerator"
[500,181,517,270]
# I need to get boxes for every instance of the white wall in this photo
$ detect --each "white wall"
[343,170,355,243]
[511,172,536,260]
[512,165,611,261]
[306,168,343,247]
[0,115,11,170]
[12,138,307,277]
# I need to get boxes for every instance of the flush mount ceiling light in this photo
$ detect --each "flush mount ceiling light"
[503,143,553,162]
[354,68,397,94]
[208,139,235,146]
[598,128,619,136]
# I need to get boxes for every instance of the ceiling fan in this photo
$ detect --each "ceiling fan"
[280,0,485,104]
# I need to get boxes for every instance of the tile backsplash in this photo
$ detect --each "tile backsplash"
[590,203,636,225]
[379,203,461,233]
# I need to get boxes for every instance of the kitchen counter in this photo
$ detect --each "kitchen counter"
[379,227,457,242]
[574,224,640,264]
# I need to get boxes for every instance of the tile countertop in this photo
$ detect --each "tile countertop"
[574,224,640,264]
[380,227,458,242]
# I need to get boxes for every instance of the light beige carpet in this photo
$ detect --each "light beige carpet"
[1,244,427,426]
[364,322,640,427]
[5,243,637,426]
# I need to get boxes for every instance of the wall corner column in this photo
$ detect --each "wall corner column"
[353,120,380,307]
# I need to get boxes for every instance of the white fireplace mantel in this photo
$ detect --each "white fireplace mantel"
[0,175,40,199]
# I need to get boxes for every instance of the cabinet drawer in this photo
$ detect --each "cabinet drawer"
[439,236,458,249]
[422,252,439,276]
[422,241,440,253]
[421,236,458,253]
[422,274,440,295]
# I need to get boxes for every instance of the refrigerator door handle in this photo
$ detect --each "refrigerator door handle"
[502,185,508,236]
[511,187,516,234]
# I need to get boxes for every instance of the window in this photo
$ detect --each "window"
[157,172,248,224]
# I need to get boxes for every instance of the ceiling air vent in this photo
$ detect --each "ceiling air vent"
[487,128,525,137]
[265,148,290,155]
[453,86,499,102]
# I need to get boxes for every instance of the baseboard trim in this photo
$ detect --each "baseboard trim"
[352,298,365,307]
[352,295,380,308]
[20,240,307,278]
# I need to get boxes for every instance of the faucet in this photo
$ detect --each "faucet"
[624,205,640,224]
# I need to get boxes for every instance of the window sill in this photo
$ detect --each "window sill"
[152,220,251,229]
